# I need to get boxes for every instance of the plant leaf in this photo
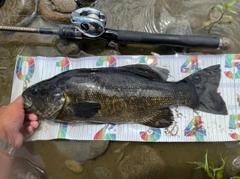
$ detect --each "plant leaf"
[194,162,206,170]
[228,0,236,8]
[204,151,209,170]
[225,0,236,10]
[209,160,215,170]
[214,157,226,179]
[187,161,204,165]
[216,4,224,11]
[218,15,233,24]
[216,170,224,179]
[202,20,214,28]
[204,150,214,178]
[228,8,238,15]
[195,165,205,170]
[207,6,216,20]
[225,2,229,9]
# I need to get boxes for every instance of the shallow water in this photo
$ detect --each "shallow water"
[1,0,240,178]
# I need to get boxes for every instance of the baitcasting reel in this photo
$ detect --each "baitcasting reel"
[71,7,107,38]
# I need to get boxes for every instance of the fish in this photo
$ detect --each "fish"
[22,64,227,128]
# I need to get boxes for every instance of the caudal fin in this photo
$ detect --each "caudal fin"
[184,65,227,115]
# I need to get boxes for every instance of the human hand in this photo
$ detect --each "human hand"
[0,96,39,149]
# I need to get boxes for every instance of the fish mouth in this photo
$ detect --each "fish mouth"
[22,94,32,110]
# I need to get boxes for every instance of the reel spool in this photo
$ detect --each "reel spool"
[71,7,107,38]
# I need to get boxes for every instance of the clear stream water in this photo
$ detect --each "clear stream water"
[1,0,240,178]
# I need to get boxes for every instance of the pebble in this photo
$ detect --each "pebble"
[65,160,83,173]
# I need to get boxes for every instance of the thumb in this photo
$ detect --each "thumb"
[11,96,23,107]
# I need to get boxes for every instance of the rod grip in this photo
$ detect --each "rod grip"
[117,30,221,49]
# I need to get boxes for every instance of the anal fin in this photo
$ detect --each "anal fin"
[140,108,174,128]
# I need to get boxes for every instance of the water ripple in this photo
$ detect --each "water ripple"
[96,0,240,53]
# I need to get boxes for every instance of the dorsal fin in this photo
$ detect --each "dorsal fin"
[120,64,169,81]
[61,64,169,82]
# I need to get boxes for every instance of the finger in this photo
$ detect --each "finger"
[14,135,24,150]
[23,126,34,138]
[23,120,39,130]
[30,121,39,129]
[25,113,38,121]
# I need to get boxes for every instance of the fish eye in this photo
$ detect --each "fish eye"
[31,88,38,95]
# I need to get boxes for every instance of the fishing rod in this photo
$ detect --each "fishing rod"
[0,6,232,50]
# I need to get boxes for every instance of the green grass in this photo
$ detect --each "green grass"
[188,150,225,179]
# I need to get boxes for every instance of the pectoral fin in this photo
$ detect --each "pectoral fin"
[140,108,174,128]
[66,101,101,118]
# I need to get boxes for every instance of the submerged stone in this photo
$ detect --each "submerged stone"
[53,140,109,162]
[93,166,113,179]
[118,145,166,179]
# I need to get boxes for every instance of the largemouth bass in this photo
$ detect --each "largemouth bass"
[22,64,227,128]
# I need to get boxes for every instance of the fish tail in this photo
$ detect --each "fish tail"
[184,65,227,115]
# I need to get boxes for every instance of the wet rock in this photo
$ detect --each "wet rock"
[224,153,240,178]
[15,147,45,169]
[55,37,82,56]
[9,157,46,179]
[0,0,37,26]
[116,152,124,163]
[118,145,166,179]
[39,0,96,23]
[113,142,130,153]
[65,159,83,173]
[221,144,240,178]
[93,166,113,179]
[39,0,73,23]
[53,140,109,162]
[165,16,192,35]
[100,49,121,56]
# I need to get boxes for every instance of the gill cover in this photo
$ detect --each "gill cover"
[43,88,66,120]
